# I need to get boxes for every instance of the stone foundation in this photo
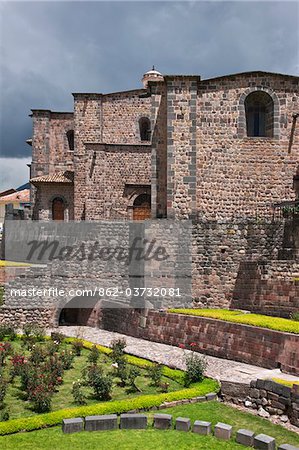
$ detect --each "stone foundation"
[221,379,299,428]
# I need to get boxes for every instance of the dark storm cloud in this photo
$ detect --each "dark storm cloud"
[0,1,298,164]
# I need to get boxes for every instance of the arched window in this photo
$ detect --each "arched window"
[139,117,151,141]
[66,130,74,151]
[245,91,274,137]
[52,197,65,221]
[133,193,151,220]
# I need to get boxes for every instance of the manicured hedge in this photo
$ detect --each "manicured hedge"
[168,309,299,334]
[271,378,299,388]
[0,380,219,435]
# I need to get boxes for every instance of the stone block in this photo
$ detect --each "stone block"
[254,433,276,450]
[206,392,217,401]
[120,413,147,429]
[278,445,299,450]
[193,420,211,435]
[153,414,172,430]
[62,417,84,434]
[85,414,117,431]
[175,417,191,432]
[214,422,232,440]
[236,429,255,446]
[196,396,206,402]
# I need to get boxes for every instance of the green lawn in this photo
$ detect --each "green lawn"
[3,343,181,420]
[1,401,298,450]
[169,309,299,334]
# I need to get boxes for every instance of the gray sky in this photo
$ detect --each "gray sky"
[0,1,298,190]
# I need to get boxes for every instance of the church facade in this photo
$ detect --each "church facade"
[29,68,299,223]
[25,69,299,314]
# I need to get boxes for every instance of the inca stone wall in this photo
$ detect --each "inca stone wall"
[221,379,299,428]
[191,220,286,309]
[101,309,299,376]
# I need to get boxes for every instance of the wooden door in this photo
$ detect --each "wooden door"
[52,198,64,221]
[133,204,151,220]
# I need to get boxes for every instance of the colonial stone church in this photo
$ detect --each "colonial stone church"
[23,68,299,317]
[29,68,299,223]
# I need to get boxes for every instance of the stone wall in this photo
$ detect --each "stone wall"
[101,309,299,376]
[31,111,74,179]
[232,260,299,317]
[102,90,151,143]
[33,183,74,221]
[221,379,299,428]
[84,143,151,220]
[195,72,299,220]
[191,220,285,309]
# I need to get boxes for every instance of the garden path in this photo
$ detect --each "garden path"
[53,326,299,385]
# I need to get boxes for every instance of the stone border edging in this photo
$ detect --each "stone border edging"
[62,413,299,450]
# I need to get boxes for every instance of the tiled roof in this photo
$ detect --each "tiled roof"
[30,171,74,184]
[0,189,30,203]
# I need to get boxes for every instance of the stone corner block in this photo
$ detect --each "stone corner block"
[206,392,217,401]
[62,417,84,434]
[236,428,255,446]
[254,433,276,450]
[193,420,211,435]
[175,417,191,432]
[214,422,232,440]
[278,445,299,450]
[120,413,147,429]
[85,414,118,431]
[153,414,172,430]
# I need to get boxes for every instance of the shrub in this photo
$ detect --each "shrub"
[28,383,52,413]
[50,332,65,345]
[71,380,86,405]
[0,409,9,422]
[115,359,128,386]
[110,338,126,362]
[87,344,100,364]
[0,342,12,366]
[72,339,84,356]
[291,311,299,322]
[29,345,47,365]
[147,363,163,386]
[184,352,207,387]
[23,323,45,342]
[83,365,112,401]
[0,375,8,404]
[45,340,59,356]
[0,325,16,341]
[59,349,74,370]
[10,354,28,378]
[127,366,141,392]
[160,382,170,393]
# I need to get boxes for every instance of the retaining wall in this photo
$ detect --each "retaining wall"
[101,309,299,376]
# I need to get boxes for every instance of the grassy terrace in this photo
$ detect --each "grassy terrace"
[1,401,299,450]
[168,309,299,334]
[0,335,218,435]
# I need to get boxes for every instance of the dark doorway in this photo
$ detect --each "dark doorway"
[59,296,100,326]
